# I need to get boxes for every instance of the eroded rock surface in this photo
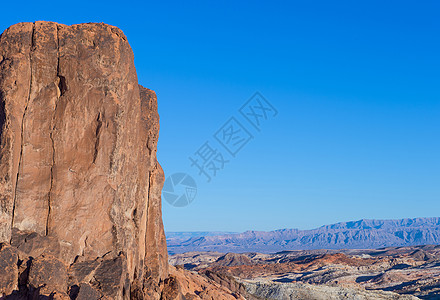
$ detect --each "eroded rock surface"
[171,246,440,299]
[0,245,18,295]
[0,21,168,299]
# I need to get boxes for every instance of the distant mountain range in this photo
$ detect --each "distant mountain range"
[166,217,440,254]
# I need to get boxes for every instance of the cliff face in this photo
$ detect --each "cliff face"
[0,22,167,299]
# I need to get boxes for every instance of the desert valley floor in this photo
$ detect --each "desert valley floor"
[169,245,440,299]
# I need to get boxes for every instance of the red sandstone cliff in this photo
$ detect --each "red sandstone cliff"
[0,21,244,300]
[0,21,167,299]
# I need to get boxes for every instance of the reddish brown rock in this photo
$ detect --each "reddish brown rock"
[93,256,129,299]
[168,265,247,300]
[28,255,68,295]
[0,244,18,296]
[51,291,71,300]
[0,22,168,299]
[76,283,102,300]
[211,252,254,267]
[10,228,61,259]
[161,276,184,300]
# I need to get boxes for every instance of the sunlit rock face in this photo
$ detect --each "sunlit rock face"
[0,22,167,299]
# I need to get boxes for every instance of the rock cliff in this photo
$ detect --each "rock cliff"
[0,21,168,299]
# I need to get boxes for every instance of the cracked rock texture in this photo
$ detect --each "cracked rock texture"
[0,22,168,299]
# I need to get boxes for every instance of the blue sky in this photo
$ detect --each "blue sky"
[1,1,439,232]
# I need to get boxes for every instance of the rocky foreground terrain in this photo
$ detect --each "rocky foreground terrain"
[168,218,440,254]
[0,21,240,299]
[169,245,440,299]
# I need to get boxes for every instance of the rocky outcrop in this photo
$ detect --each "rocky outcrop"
[242,280,419,300]
[172,245,440,299]
[211,253,254,267]
[0,21,168,299]
[168,266,247,300]
[0,244,18,295]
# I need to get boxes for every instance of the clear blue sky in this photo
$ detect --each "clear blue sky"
[1,1,439,232]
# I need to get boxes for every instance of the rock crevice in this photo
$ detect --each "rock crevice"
[10,22,35,237]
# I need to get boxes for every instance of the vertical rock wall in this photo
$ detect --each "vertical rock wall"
[0,22,168,299]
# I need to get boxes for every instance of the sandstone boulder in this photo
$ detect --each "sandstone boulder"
[28,255,68,296]
[0,244,18,296]
[75,283,102,300]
